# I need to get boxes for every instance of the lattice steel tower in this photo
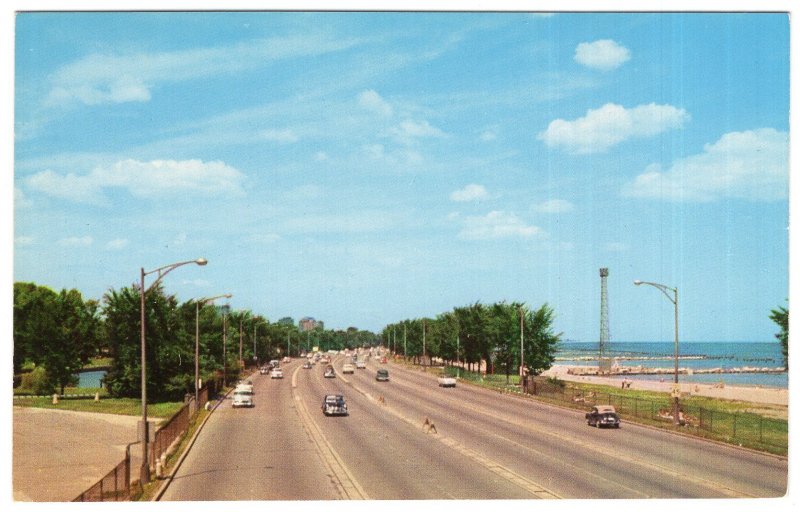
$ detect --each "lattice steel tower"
[599,268,610,373]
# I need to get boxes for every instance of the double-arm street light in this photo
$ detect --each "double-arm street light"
[195,294,232,407]
[139,258,207,483]
[634,279,681,426]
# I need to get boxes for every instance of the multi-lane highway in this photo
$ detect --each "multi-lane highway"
[160,353,787,500]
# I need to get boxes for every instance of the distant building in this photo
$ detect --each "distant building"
[299,317,321,332]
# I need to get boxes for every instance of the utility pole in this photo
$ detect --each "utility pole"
[423,319,427,371]
[520,306,525,386]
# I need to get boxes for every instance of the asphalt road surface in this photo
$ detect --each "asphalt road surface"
[160,354,787,500]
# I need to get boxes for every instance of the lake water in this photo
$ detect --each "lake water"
[556,341,787,388]
[76,369,106,388]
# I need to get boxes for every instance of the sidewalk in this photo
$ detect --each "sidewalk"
[12,407,142,502]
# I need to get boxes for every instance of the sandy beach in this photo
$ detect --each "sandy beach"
[541,365,788,407]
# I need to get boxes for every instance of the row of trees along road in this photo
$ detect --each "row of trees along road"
[14,281,380,401]
[381,301,562,382]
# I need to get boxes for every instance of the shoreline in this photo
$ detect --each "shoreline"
[541,365,788,406]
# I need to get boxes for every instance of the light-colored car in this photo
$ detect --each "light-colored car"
[282,356,291,363]
[302,361,312,369]
[437,375,456,387]
[236,381,254,393]
[321,394,348,416]
[232,389,254,408]
[342,363,355,374]
[355,360,366,369]
[324,366,336,378]
[270,368,284,379]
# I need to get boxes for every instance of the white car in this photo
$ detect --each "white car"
[282,356,291,363]
[232,389,254,407]
[355,360,366,369]
[271,368,284,379]
[437,376,457,388]
[342,363,355,374]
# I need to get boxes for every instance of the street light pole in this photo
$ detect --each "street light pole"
[139,258,207,484]
[195,294,232,406]
[520,306,525,384]
[634,280,681,426]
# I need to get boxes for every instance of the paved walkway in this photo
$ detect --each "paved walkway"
[12,407,142,502]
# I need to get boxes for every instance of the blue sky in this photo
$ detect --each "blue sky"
[11,11,791,342]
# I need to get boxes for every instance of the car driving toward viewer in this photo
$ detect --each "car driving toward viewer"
[585,405,621,428]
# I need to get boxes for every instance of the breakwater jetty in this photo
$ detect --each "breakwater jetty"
[566,365,786,376]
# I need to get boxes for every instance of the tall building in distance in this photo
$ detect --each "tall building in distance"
[598,268,611,374]
[299,317,322,332]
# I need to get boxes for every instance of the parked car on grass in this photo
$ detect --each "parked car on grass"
[585,405,621,428]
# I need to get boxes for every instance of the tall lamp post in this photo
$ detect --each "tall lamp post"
[634,279,681,426]
[139,258,207,483]
[195,294,232,406]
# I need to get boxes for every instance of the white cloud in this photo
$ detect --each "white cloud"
[459,211,542,240]
[15,236,35,247]
[315,152,329,161]
[15,187,33,209]
[357,90,393,117]
[604,242,629,252]
[479,130,497,142]
[533,199,574,213]
[574,39,631,71]
[390,119,445,144]
[105,238,130,250]
[538,103,689,154]
[622,128,788,202]
[261,128,299,144]
[26,158,245,204]
[450,184,489,202]
[58,236,93,247]
[44,34,365,107]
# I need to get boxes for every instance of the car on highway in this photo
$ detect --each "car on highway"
[376,369,389,382]
[270,368,284,379]
[380,356,388,364]
[232,388,254,408]
[437,375,457,387]
[259,366,269,375]
[342,363,355,374]
[585,405,621,428]
[324,365,336,378]
[356,360,366,369]
[302,360,312,369]
[282,356,291,363]
[321,394,348,416]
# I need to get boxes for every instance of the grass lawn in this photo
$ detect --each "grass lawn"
[13,396,185,420]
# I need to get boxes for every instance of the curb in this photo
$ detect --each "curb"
[151,371,256,501]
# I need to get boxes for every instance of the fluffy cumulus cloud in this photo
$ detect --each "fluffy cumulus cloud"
[450,184,488,202]
[538,103,689,154]
[459,211,542,240]
[357,89,393,117]
[574,39,631,71]
[105,238,130,250]
[390,119,445,145]
[622,128,788,202]
[25,158,245,204]
[533,199,574,213]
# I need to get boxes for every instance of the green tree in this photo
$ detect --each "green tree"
[770,304,788,369]
[102,284,191,401]
[13,282,59,375]
[522,303,561,376]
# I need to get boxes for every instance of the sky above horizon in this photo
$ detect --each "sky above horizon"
[12,11,790,342]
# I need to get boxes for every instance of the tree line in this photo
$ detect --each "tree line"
[14,281,378,401]
[380,301,562,382]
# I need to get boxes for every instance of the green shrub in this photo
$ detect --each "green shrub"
[19,366,54,395]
